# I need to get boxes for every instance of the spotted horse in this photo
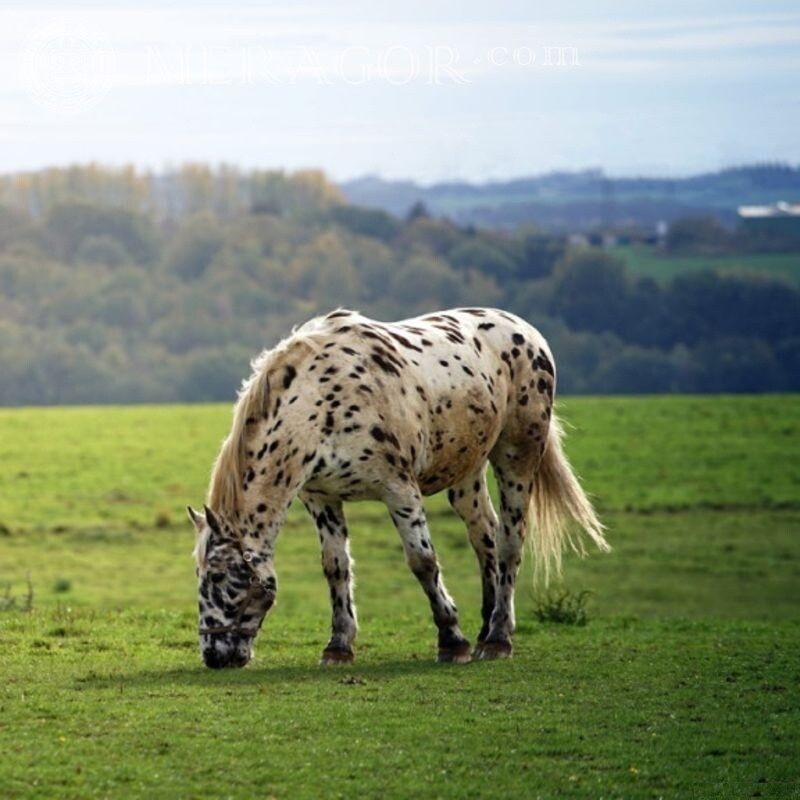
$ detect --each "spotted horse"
[187,307,609,668]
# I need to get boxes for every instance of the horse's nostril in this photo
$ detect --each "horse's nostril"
[231,652,250,668]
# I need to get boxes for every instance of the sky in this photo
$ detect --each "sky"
[0,0,798,183]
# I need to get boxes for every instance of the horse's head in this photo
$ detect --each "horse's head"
[187,505,276,669]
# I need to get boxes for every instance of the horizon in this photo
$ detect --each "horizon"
[1,1,799,182]
[2,160,799,189]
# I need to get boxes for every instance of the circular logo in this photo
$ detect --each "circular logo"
[23,26,113,116]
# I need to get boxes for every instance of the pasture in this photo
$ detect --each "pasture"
[1,397,799,799]
[609,245,800,285]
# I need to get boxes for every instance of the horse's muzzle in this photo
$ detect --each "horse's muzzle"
[201,635,253,669]
[203,649,250,669]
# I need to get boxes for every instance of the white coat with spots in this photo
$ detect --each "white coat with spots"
[187,308,608,668]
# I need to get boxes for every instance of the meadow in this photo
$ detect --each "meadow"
[609,246,800,285]
[0,396,799,799]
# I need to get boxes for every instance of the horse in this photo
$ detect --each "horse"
[186,307,608,668]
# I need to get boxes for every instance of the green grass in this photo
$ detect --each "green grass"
[1,397,799,798]
[1,396,796,532]
[610,245,800,285]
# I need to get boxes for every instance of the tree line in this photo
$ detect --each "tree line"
[0,165,797,405]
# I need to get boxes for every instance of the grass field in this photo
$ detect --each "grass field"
[1,397,799,799]
[609,245,800,285]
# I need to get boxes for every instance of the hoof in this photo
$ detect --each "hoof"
[320,648,354,666]
[474,640,512,660]
[437,641,472,664]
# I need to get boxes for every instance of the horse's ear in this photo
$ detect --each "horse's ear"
[186,506,205,534]
[203,505,222,535]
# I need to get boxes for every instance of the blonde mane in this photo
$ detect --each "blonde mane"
[206,315,336,517]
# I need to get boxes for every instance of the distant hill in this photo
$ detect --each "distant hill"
[1,163,798,405]
[340,165,800,232]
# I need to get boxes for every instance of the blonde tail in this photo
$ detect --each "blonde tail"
[530,412,610,585]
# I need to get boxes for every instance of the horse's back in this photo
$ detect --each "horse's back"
[295,307,555,498]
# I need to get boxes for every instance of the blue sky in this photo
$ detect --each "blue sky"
[1,1,798,182]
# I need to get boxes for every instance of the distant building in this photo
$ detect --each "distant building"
[568,233,589,248]
[738,201,800,239]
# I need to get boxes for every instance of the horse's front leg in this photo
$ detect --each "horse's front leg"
[301,494,358,665]
[386,491,471,664]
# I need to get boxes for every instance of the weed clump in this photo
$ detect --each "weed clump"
[533,589,592,626]
[0,576,34,612]
[154,511,171,529]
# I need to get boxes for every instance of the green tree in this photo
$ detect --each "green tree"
[519,234,566,279]
[328,205,401,241]
[405,201,430,222]
[75,235,133,267]
[46,202,159,264]
[177,347,252,401]
[448,239,516,280]
[166,214,225,280]
[549,250,630,335]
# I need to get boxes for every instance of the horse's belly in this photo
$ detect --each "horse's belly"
[417,388,504,495]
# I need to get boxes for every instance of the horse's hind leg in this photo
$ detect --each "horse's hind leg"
[301,494,357,665]
[385,491,471,664]
[447,464,499,652]
[479,444,538,659]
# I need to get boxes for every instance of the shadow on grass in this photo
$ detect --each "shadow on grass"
[77,654,481,691]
